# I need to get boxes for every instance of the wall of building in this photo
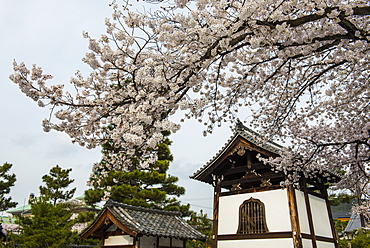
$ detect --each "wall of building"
[295,189,333,238]
[138,236,156,248]
[104,235,133,246]
[309,195,332,238]
[295,190,311,234]
[138,236,183,248]
[218,189,292,235]
[218,238,294,248]
[302,239,336,248]
[317,241,336,248]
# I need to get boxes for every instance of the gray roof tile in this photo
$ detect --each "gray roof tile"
[82,200,206,240]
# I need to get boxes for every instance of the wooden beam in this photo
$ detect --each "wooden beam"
[106,211,137,237]
[301,233,337,243]
[212,175,222,248]
[220,172,284,187]
[217,231,293,240]
[302,177,317,248]
[220,185,282,196]
[287,185,302,248]
[81,210,110,239]
[320,181,339,248]
[223,163,266,176]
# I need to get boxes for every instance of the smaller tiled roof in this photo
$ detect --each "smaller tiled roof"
[344,213,362,233]
[81,200,206,240]
[332,211,351,220]
[6,204,32,215]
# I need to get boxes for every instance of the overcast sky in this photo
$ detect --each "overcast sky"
[0,0,233,216]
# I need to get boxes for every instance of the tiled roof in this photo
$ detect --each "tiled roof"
[81,200,206,240]
[191,121,282,180]
[344,213,362,233]
[191,121,341,182]
[234,121,283,154]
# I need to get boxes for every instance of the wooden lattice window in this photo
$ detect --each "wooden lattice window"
[237,197,269,234]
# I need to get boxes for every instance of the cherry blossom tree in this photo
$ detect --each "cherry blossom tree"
[10,0,370,215]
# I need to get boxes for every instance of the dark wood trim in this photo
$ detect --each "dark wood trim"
[302,177,317,248]
[156,236,160,248]
[102,245,135,248]
[223,163,265,176]
[212,175,222,248]
[106,211,137,237]
[218,231,293,240]
[301,233,336,243]
[220,185,281,196]
[287,185,302,248]
[320,182,339,248]
[81,209,109,239]
[306,190,326,199]
[81,209,137,240]
[220,172,284,187]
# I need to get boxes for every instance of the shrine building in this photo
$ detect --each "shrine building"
[80,200,206,247]
[191,122,340,248]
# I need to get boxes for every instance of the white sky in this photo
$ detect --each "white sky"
[0,0,232,216]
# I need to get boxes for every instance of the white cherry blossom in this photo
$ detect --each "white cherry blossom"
[10,0,370,217]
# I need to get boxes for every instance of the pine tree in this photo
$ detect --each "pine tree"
[85,131,191,215]
[14,200,75,248]
[0,162,17,212]
[186,210,212,248]
[13,167,99,248]
[39,165,76,206]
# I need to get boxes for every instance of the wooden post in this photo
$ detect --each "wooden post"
[212,175,222,248]
[287,185,302,248]
[302,177,317,248]
[321,182,339,248]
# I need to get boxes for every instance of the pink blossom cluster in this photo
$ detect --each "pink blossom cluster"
[10,0,370,214]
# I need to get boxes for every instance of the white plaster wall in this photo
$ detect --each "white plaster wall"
[218,238,294,248]
[138,236,183,248]
[173,238,184,247]
[218,189,292,234]
[104,235,133,246]
[302,238,313,248]
[158,237,183,247]
[160,237,170,247]
[139,236,156,248]
[317,241,336,248]
[309,195,333,238]
[295,190,311,234]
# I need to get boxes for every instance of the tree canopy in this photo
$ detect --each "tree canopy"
[10,0,370,216]
[0,162,17,212]
[39,165,76,206]
[85,131,190,215]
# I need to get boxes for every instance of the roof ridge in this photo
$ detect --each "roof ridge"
[105,200,181,216]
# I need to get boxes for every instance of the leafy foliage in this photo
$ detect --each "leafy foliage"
[13,200,99,247]
[351,229,370,248]
[186,210,212,248]
[329,193,357,207]
[0,162,17,212]
[73,211,96,224]
[39,165,76,205]
[85,132,191,215]
[14,200,75,248]
[12,167,99,247]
